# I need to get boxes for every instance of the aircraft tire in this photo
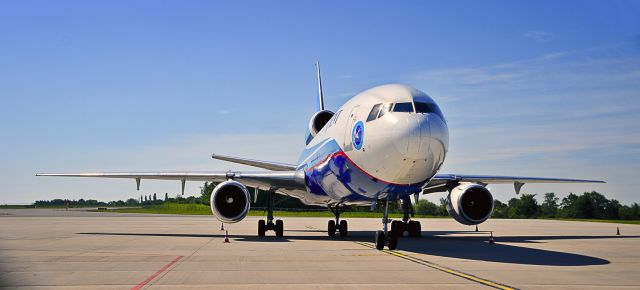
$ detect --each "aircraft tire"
[339,220,348,237]
[275,219,284,237]
[408,220,421,237]
[328,220,336,237]
[375,230,385,250]
[387,230,398,250]
[258,220,266,237]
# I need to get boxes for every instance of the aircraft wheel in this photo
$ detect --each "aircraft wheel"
[275,219,284,237]
[391,220,405,236]
[328,220,336,237]
[258,220,266,237]
[408,220,421,237]
[387,230,398,250]
[339,220,348,237]
[375,230,385,250]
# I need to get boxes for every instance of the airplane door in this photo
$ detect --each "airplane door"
[343,106,359,151]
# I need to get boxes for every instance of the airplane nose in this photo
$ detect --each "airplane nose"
[403,114,429,159]
[399,114,448,163]
[387,113,449,184]
[429,115,449,164]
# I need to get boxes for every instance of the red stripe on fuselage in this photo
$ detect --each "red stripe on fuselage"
[305,150,421,187]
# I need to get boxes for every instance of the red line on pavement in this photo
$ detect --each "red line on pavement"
[132,255,183,290]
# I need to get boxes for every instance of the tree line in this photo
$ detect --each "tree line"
[414,191,640,220]
[33,182,640,221]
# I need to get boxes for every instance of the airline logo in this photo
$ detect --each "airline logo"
[352,121,364,150]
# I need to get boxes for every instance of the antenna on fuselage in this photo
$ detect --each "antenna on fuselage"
[315,61,325,111]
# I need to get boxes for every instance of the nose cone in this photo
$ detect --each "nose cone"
[428,114,449,167]
[394,113,448,181]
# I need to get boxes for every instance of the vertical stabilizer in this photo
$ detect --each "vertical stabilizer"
[315,61,325,111]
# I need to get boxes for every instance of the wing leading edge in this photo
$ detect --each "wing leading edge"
[35,171,305,194]
[426,174,605,195]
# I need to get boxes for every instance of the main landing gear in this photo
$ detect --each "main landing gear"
[257,190,284,237]
[327,205,348,237]
[375,198,398,250]
[391,197,421,238]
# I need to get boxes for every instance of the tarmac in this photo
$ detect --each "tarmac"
[1,208,639,289]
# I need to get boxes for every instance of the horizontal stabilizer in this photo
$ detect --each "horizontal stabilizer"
[211,154,296,171]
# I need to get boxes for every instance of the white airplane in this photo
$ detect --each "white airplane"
[37,63,604,250]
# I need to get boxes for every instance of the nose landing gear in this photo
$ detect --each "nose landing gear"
[375,198,398,250]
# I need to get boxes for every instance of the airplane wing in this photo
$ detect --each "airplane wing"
[424,174,605,195]
[211,154,297,171]
[35,171,305,194]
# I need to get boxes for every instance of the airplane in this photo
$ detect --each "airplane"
[36,62,604,250]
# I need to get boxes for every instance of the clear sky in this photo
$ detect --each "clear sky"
[1,0,639,204]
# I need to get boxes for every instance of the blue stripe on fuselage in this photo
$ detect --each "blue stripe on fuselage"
[299,139,427,203]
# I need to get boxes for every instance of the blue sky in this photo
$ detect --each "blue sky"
[1,0,639,204]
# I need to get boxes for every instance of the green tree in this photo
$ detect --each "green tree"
[438,197,449,216]
[619,203,640,220]
[492,200,508,218]
[540,192,559,218]
[507,194,540,218]
[125,198,139,206]
[200,182,216,203]
[560,191,620,219]
[415,199,438,215]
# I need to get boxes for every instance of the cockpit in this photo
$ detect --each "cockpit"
[366,101,445,122]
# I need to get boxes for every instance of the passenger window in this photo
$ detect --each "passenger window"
[393,102,414,113]
[366,104,382,122]
[378,103,392,118]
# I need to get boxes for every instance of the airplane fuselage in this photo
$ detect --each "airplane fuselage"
[290,84,449,206]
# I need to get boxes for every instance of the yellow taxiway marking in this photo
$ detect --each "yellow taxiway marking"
[353,241,517,290]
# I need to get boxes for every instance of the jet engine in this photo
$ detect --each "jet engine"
[210,180,251,223]
[308,110,334,138]
[446,183,494,225]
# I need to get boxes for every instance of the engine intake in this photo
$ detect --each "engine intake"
[308,110,334,137]
[210,180,250,223]
[447,183,494,225]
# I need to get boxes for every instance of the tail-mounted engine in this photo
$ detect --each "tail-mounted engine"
[210,180,251,223]
[446,183,494,225]
[306,110,334,144]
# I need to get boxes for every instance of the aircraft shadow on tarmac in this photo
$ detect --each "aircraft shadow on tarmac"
[78,229,638,266]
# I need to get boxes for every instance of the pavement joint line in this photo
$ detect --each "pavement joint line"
[352,241,518,290]
[142,232,214,288]
[131,255,183,290]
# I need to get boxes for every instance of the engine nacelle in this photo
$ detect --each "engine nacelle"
[210,180,251,223]
[447,183,494,225]
[308,110,334,138]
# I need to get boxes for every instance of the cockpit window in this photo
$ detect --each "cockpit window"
[393,102,414,113]
[414,102,445,119]
[378,103,392,118]
[366,104,382,122]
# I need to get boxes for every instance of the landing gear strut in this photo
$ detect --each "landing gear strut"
[375,198,398,250]
[257,190,283,237]
[328,205,348,237]
[391,197,421,238]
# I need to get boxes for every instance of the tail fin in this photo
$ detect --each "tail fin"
[315,61,325,111]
